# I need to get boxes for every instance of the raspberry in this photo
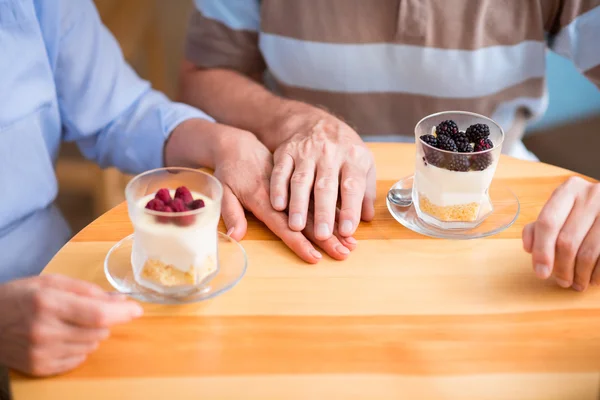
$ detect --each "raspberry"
[471,153,493,171]
[155,188,172,204]
[189,199,205,210]
[169,198,187,213]
[447,154,470,172]
[436,135,458,152]
[454,132,473,153]
[466,124,490,142]
[145,198,165,211]
[174,186,193,205]
[157,205,173,224]
[474,138,493,152]
[175,214,196,227]
[436,120,459,137]
[420,134,438,148]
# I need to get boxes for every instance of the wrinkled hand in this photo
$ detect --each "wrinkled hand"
[269,107,376,241]
[214,129,356,263]
[523,177,600,291]
[0,275,143,376]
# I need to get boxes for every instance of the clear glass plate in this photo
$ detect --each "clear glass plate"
[387,175,520,239]
[104,232,247,304]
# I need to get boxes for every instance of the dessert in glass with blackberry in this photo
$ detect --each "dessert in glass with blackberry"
[125,168,223,294]
[413,111,504,229]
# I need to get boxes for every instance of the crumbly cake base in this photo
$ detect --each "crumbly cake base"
[141,257,217,287]
[419,195,480,222]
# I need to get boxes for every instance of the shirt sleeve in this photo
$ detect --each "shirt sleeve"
[185,0,265,78]
[53,0,214,175]
[548,0,600,88]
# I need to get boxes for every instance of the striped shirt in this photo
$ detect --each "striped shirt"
[185,0,600,160]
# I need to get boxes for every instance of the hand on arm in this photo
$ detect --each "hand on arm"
[523,177,600,291]
[165,122,356,262]
[0,275,142,376]
[179,64,376,242]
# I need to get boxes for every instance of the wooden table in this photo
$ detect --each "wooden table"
[11,144,600,399]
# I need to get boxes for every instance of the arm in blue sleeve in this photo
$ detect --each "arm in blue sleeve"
[54,0,214,174]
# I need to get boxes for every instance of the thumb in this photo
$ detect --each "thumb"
[361,165,376,222]
[221,185,247,241]
[522,222,534,253]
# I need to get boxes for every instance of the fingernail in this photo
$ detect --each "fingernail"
[273,196,285,209]
[336,245,350,255]
[310,249,322,259]
[555,278,571,288]
[345,236,357,245]
[132,304,144,317]
[316,223,330,238]
[340,220,353,236]
[534,264,551,279]
[290,213,303,229]
[572,283,585,292]
[226,227,235,236]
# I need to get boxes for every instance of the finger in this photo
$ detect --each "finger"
[38,355,88,377]
[51,341,100,359]
[40,274,109,300]
[44,290,143,328]
[590,254,600,287]
[338,163,367,237]
[531,183,577,280]
[221,184,248,241]
[573,218,600,291]
[554,199,597,289]
[303,210,353,261]
[248,193,322,264]
[270,152,294,211]
[313,162,340,240]
[39,319,110,344]
[522,223,534,253]
[288,160,316,231]
[361,165,376,222]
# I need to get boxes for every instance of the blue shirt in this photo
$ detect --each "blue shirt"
[0,0,213,282]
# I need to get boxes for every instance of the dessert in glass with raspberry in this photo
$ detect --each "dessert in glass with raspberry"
[413,111,504,229]
[125,168,223,294]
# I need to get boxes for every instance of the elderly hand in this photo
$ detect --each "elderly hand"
[523,177,600,291]
[213,128,355,263]
[268,105,376,242]
[0,275,143,376]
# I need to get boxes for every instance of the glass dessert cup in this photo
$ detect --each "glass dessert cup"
[413,111,505,230]
[125,167,223,295]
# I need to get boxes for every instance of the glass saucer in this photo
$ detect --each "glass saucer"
[386,175,520,239]
[104,232,247,304]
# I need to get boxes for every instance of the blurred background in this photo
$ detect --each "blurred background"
[58,0,600,234]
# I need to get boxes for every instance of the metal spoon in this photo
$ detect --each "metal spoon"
[387,188,413,207]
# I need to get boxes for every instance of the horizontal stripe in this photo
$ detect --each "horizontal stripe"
[21,311,600,378]
[260,34,546,97]
[262,0,546,49]
[555,0,600,28]
[13,374,600,400]
[276,78,546,137]
[193,0,260,31]
[552,6,600,71]
[185,11,265,76]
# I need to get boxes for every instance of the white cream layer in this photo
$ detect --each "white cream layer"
[130,190,219,277]
[415,161,496,206]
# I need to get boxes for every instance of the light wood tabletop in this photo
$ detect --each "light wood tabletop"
[10,143,600,400]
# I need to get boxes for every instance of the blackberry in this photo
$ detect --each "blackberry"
[454,132,473,153]
[423,151,445,167]
[419,134,438,148]
[471,153,493,171]
[474,138,493,152]
[465,123,490,142]
[436,135,458,152]
[447,154,470,172]
[436,120,459,137]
